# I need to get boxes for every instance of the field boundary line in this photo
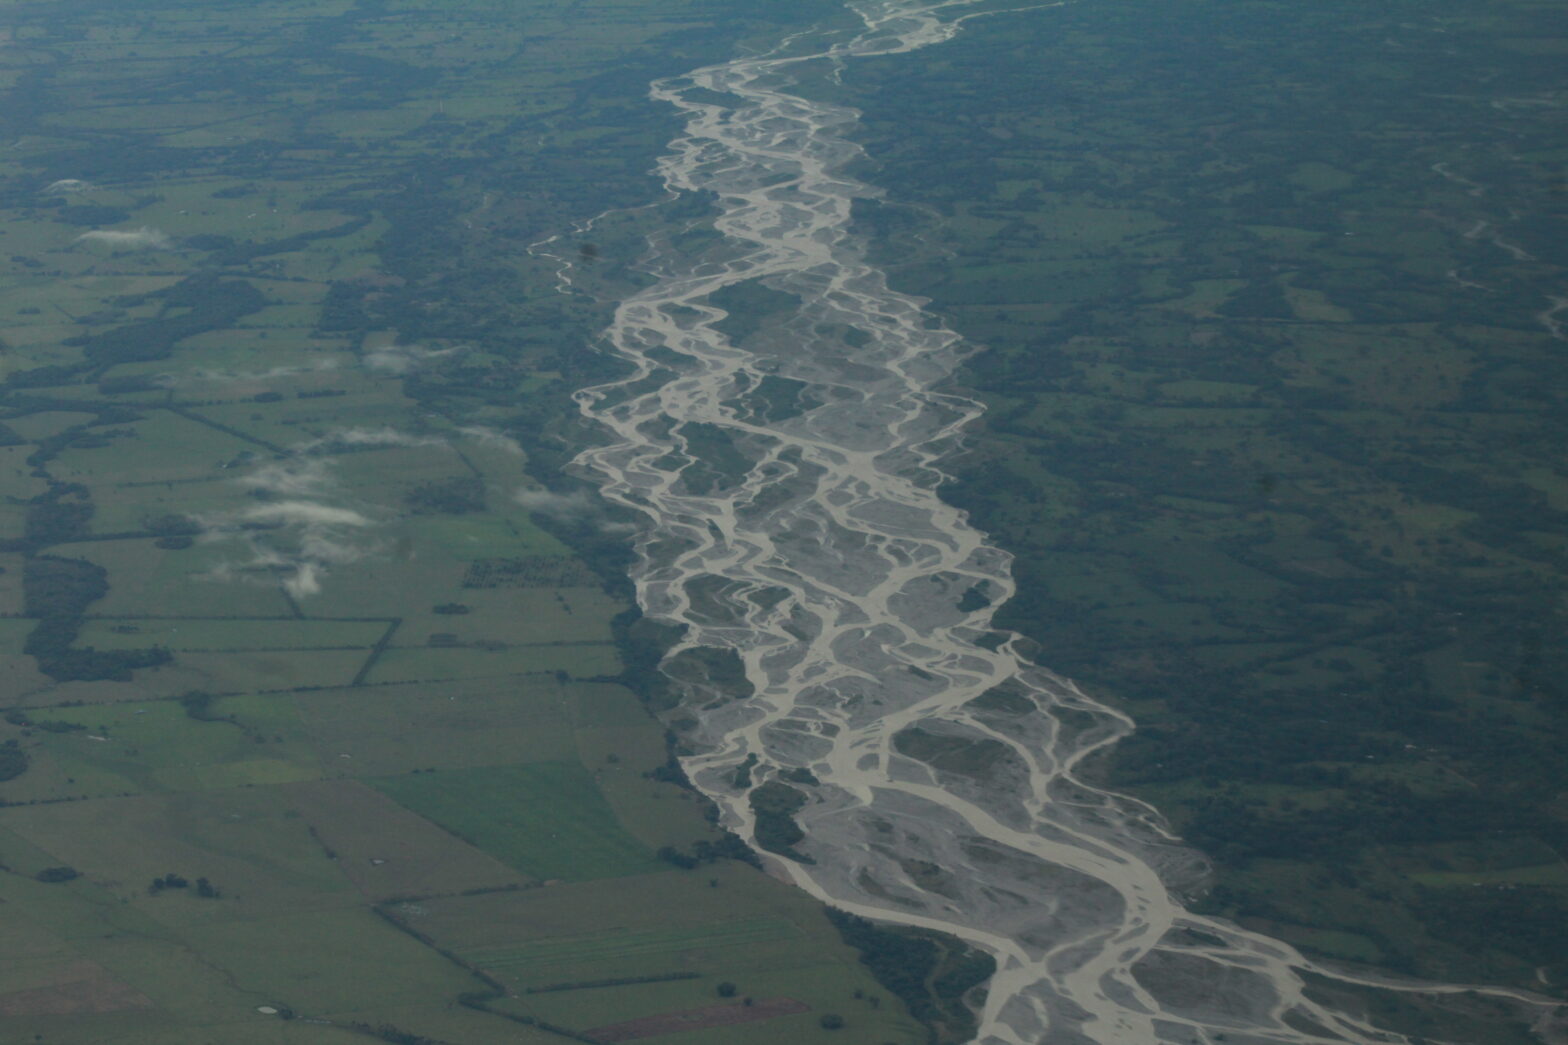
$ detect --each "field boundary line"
[351,618,403,686]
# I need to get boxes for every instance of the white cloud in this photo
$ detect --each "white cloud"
[459,426,524,456]
[201,457,380,598]
[363,344,456,375]
[240,500,372,529]
[202,427,504,600]
[173,361,341,387]
[198,537,364,601]
[284,562,323,599]
[299,533,368,564]
[43,179,91,195]
[76,226,172,250]
[515,486,627,532]
[295,426,445,453]
[236,459,334,497]
[514,488,594,516]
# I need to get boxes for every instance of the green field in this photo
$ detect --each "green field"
[73,618,387,652]
[294,675,577,774]
[0,0,929,1039]
[401,863,929,1043]
[468,918,799,972]
[0,695,319,800]
[371,762,665,882]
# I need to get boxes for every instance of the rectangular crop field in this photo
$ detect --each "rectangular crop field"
[467,918,798,973]
[294,675,576,774]
[370,762,663,882]
[74,618,387,652]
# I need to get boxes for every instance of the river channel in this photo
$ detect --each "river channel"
[551,2,1562,1041]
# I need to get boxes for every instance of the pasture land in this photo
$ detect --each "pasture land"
[278,778,530,900]
[75,539,299,619]
[408,863,925,1042]
[0,0,935,1038]
[370,762,665,883]
[0,788,356,922]
[74,618,387,651]
[0,695,318,801]
[365,642,619,685]
[293,675,577,775]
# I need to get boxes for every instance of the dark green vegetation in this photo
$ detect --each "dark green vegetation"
[842,0,1568,1011]
[0,0,929,1042]
[22,554,171,681]
[827,910,996,1045]
[748,779,814,863]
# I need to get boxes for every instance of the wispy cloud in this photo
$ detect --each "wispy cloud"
[514,486,628,533]
[76,226,172,250]
[294,426,445,454]
[514,488,594,517]
[239,500,372,529]
[202,424,505,599]
[299,532,367,564]
[201,546,333,600]
[294,424,519,458]
[202,457,379,598]
[43,178,91,195]
[459,426,524,456]
[169,361,341,387]
[363,343,456,375]
[283,561,324,599]
[235,459,334,497]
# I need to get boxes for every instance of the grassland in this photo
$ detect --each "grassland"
[370,763,666,882]
[402,862,925,1043]
[0,0,918,1040]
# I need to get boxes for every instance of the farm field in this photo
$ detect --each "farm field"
[0,0,917,1041]
[369,762,667,882]
[402,863,925,1043]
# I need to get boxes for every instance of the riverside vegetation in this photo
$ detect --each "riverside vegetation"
[833,0,1567,1038]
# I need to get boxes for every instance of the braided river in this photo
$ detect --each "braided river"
[543,2,1566,1041]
